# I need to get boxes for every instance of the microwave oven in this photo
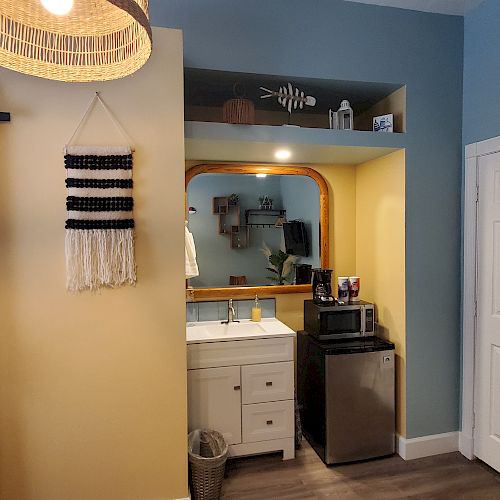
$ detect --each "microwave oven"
[304,300,375,340]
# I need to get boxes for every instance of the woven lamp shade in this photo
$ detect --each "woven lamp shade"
[0,0,152,82]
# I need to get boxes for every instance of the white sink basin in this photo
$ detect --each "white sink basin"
[186,318,295,344]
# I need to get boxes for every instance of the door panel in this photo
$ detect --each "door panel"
[188,366,241,445]
[476,152,500,472]
[493,223,500,315]
[491,346,500,440]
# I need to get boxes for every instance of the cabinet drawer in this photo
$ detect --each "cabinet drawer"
[242,400,294,443]
[187,337,294,369]
[242,362,294,404]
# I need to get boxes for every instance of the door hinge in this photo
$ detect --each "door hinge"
[476,185,480,203]
[474,300,478,318]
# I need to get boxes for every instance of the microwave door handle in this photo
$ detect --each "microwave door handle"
[360,306,366,335]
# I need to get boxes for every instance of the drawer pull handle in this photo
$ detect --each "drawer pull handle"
[266,420,273,425]
[233,385,241,391]
[266,381,273,387]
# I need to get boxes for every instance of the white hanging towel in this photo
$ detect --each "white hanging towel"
[185,224,199,279]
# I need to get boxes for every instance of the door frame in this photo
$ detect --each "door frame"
[462,135,500,460]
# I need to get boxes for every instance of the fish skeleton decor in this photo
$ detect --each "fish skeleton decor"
[260,83,316,114]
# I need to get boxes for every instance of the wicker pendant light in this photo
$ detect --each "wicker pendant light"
[0,0,152,82]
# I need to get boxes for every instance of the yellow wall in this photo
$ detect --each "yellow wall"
[186,154,406,435]
[355,150,406,436]
[277,164,357,331]
[0,28,188,500]
[185,162,357,332]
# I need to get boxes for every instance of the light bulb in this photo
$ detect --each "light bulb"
[275,149,291,161]
[256,173,268,178]
[41,0,74,15]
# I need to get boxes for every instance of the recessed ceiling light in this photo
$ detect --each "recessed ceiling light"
[256,173,268,178]
[275,149,291,161]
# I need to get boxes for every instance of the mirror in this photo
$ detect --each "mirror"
[186,164,329,298]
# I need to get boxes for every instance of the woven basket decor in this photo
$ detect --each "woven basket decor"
[0,0,152,82]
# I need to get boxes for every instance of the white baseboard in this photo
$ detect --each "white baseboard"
[459,432,474,460]
[397,432,459,460]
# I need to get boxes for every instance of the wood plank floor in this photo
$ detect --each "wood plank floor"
[221,440,500,499]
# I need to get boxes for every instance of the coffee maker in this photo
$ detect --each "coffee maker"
[312,269,334,304]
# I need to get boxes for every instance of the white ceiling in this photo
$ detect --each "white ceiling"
[343,0,485,16]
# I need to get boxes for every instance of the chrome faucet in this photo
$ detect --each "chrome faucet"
[222,299,239,324]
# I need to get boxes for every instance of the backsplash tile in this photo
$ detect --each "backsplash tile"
[260,299,276,318]
[186,302,198,323]
[188,298,276,322]
[236,300,253,320]
[198,301,220,321]
[218,301,229,321]
[236,299,275,319]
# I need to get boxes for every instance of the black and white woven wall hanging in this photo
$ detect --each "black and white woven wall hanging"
[65,94,136,292]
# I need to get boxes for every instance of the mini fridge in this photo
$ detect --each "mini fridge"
[297,331,395,464]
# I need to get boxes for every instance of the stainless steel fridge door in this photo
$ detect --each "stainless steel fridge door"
[325,350,395,464]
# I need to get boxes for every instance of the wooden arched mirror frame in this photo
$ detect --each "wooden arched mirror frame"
[186,164,329,299]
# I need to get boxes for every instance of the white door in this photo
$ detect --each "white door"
[187,366,241,445]
[476,152,500,472]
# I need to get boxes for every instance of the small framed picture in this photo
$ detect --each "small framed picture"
[373,114,394,133]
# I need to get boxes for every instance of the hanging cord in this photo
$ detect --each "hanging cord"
[65,92,135,153]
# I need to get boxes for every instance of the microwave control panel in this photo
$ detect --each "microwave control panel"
[365,307,374,333]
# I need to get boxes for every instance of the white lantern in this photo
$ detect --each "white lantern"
[337,100,354,130]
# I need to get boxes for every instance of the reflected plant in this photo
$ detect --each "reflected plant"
[262,242,297,285]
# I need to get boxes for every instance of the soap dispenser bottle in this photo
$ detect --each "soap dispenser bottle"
[251,294,262,322]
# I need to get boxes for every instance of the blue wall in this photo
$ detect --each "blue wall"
[153,0,464,438]
[464,0,500,145]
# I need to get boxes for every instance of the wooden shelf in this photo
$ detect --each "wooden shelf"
[230,225,249,249]
[185,68,406,133]
[245,209,286,227]
[213,196,229,214]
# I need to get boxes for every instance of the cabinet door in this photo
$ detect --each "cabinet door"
[188,366,241,445]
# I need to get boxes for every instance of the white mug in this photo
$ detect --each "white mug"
[349,276,360,302]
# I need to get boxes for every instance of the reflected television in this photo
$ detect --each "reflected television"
[283,220,309,257]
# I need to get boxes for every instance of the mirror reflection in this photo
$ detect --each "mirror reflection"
[187,173,321,288]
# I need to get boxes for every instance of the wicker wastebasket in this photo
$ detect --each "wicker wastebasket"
[188,429,228,500]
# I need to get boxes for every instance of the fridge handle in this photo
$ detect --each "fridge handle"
[360,305,366,335]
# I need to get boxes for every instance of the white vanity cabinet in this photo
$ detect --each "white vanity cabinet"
[187,334,295,460]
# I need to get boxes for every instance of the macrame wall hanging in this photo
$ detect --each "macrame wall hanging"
[65,93,136,293]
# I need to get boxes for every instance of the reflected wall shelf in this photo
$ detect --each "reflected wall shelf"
[213,196,248,248]
[245,209,286,228]
[230,225,250,249]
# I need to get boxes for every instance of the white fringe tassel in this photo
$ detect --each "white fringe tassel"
[65,229,136,293]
